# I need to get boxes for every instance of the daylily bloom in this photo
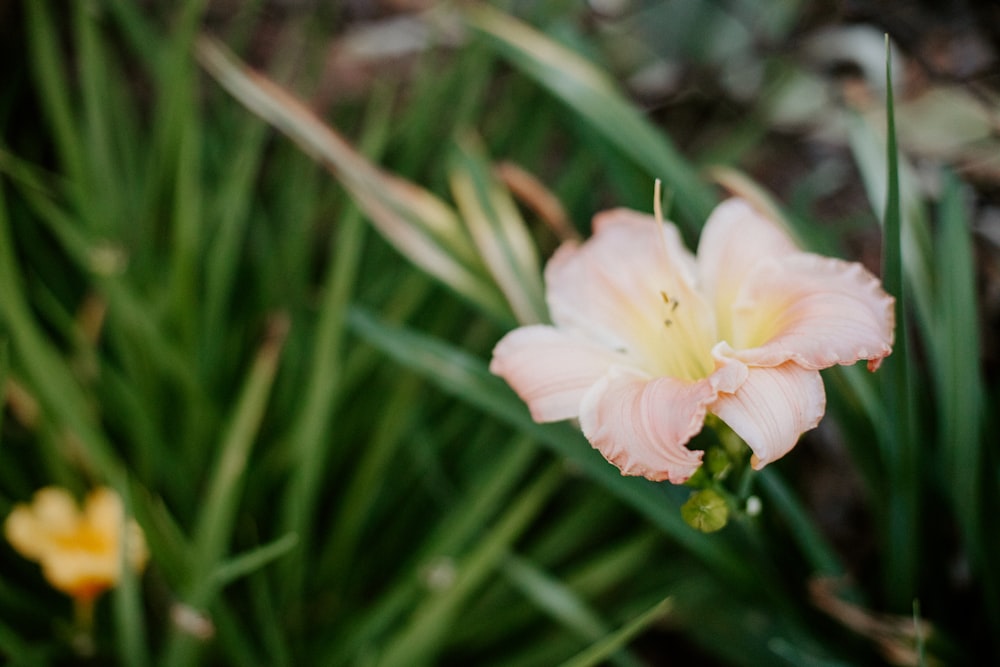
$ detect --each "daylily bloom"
[4,486,149,602]
[490,198,893,484]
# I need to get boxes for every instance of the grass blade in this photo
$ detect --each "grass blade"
[196,35,511,322]
[23,0,85,191]
[933,171,996,626]
[209,533,299,591]
[375,464,564,667]
[449,131,547,325]
[556,597,672,667]
[502,553,644,667]
[458,3,716,236]
[113,486,151,667]
[163,316,289,667]
[879,37,918,610]
[0,185,124,486]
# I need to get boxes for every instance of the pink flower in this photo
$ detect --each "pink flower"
[489,198,894,484]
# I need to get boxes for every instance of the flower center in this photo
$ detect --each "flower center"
[642,181,717,382]
[650,289,716,381]
[54,525,112,555]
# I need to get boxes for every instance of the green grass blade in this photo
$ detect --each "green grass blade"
[934,171,984,534]
[879,38,918,610]
[277,204,367,599]
[212,603,267,667]
[209,533,299,591]
[103,0,163,73]
[166,107,203,349]
[0,339,7,453]
[163,317,288,667]
[933,170,996,626]
[247,564,293,667]
[192,318,288,578]
[556,597,672,667]
[0,621,49,667]
[501,553,644,667]
[755,470,845,579]
[72,0,141,239]
[196,36,511,322]
[375,464,564,667]
[0,184,124,486]
[113,486,152,667]
[200,114,270,369]
[458,3,716,236]
[322,435,537,663]
[277,85,391,610]
[23,0,85,191]
[449,132,547,325]
[126,480,195,589]
[320,373,424,583]
[844,107,934,333]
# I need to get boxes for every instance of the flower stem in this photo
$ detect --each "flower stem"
[72,595,97,657]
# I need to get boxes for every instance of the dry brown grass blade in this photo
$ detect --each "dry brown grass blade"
[810,577,934,667]
[195,35,511,321]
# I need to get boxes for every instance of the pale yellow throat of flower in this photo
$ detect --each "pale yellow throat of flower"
[649,180,717,383]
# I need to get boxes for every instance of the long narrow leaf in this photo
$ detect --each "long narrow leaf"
[557,597,672,667]
[209,533,299,592]
[449,132,547,324]
[933,171,995,627]
[458,3,716,236]
[163,316,288,667]
[878,39,918,609]
[376,465,563,667]
[196,36,511,322]
[0,184,124,487]
[502,553,644,667]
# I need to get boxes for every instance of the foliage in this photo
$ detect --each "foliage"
[0,1,996,665]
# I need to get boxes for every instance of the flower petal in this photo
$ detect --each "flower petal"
[710,363,826,469]
[489,325,625,422]
[85,487,123,536]
[697,198,799,339]
[728,254,894,369]
[545,212,691,343]
[578,367,717,483]
[4,488,79,559]
[545,209,716,376]
[42,550,117,599]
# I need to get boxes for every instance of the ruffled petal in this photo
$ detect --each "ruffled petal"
[728,254,894,369]
[578,367,717,484]
[490,325,626,422]
[710,363,826,469]
[697,199,799,339]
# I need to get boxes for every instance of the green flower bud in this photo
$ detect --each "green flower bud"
[681,488,729,533]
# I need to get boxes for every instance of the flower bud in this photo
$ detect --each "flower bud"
[681,488,729,533]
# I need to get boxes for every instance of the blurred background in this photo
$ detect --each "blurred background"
[1,0,998,665]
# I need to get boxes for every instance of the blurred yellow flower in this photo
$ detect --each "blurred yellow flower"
[4,486,148,602]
